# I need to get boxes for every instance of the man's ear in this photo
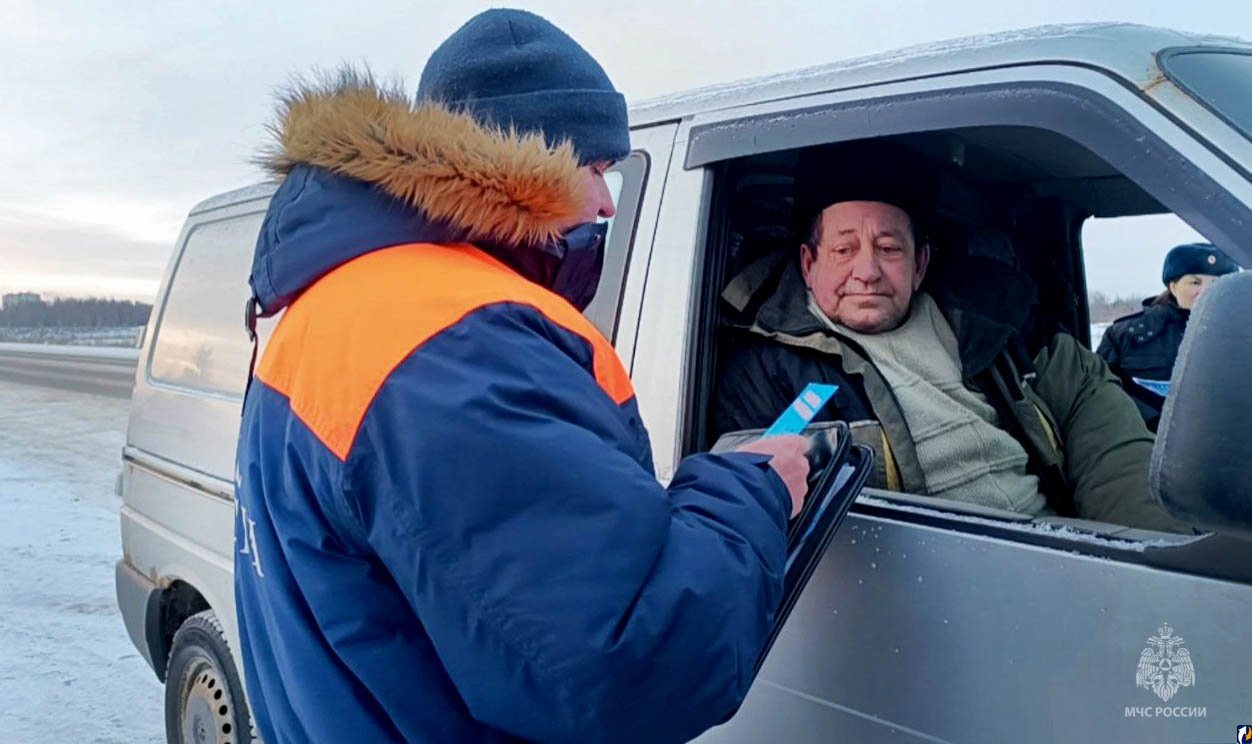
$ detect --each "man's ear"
[800,244,816,286]
[913,241,931,290]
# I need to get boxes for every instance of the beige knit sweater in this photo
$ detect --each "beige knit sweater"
[812,292,1047,514]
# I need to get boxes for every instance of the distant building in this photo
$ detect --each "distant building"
[2,293,42,311]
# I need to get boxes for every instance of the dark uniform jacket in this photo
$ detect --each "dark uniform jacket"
[1097,297,1188,430]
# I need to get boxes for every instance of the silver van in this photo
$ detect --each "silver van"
[116,23,1252,743]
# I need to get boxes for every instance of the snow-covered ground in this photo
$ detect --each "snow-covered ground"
[0,382,164,743]
[1090,321,1110,350]
[0,326,143,348]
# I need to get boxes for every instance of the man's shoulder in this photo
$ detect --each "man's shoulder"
[1037,331,1114,385]
[1045,330,1094,354]
[722,330,838,370]
[718,331,867,419]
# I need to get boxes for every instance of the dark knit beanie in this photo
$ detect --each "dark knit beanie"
[416,9,629,165]
[1161,243,1240,284]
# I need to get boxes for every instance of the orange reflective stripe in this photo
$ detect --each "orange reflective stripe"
[256,243,634,461]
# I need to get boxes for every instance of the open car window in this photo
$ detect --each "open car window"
[683,77,1252,573]
[1083,214,1208,349]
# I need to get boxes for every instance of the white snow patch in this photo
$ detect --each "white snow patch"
[1090,322,1111,350]
[0,382,163,742]
[0,326,143,348]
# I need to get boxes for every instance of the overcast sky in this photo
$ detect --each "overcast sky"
[1,0,1248,302]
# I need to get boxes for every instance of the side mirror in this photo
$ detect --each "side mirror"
[1151,271,1252,535]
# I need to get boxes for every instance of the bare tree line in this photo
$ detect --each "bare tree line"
[1088,290,1155,324]
[0,297,152,327]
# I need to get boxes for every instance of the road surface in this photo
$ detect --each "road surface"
[0,344,138,399]
[0,380,164,742]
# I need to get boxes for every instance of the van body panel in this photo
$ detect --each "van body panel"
[629,23,1250,132]
[119,489,238,657]
[610,122,680,369]
[120,199,266,691]
[114,559,162,675]
[698,511,1249,743]
[630,158,710,482]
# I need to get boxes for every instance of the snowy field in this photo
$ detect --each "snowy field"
[0,326,143,348]
[1090,322,1110,350]
[0,381,164,743]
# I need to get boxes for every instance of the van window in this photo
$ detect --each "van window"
[688,94,1251,543]
[1082,214,1206,348]
[1161,49,1252,141]
[149,213,263,397]
[584,151,648,339]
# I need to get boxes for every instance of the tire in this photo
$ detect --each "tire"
[164,609,254,744]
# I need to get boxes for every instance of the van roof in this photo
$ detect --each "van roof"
[189,181,277,216]
[193,23,1250,215]
[630,23,1252,125]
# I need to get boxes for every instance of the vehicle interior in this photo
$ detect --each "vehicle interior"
[683,126,1206,545]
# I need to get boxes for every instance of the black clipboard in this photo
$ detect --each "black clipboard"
[767,442,872,666]
[710,421,874,674]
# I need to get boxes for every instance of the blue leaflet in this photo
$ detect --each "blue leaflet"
[1133,377,1171,397]
[763,383,839,437]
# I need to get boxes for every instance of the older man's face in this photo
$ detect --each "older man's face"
[802,201,929,333]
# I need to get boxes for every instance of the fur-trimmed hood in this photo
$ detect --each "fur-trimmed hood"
[249,68,593,316]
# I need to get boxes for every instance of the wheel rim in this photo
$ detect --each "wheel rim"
[179,655,237,744]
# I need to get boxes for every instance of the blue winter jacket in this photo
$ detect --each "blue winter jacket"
[233,74,792,744]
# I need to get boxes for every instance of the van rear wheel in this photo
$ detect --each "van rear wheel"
[164,609,253,744]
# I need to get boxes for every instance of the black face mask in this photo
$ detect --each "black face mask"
[475,221,607,311]
[549,221,607,312]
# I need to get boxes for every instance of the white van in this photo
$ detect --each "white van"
[117,23,1252,744]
